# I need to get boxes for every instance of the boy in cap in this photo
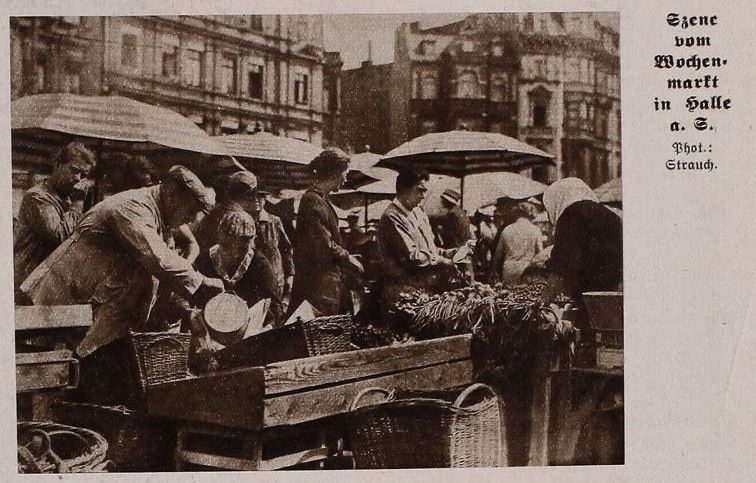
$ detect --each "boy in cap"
[195,211,283,328]
[21,165,225,406]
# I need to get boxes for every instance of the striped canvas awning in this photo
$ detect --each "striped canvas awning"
[11,93,229,156]
[378,130,554,177]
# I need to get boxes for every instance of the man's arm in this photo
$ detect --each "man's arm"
[109,201,204,298]
[25,194,81,246]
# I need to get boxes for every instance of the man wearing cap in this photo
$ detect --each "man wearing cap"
[437,188,471,249]
[14,141,96,292]
[20,165,225,405]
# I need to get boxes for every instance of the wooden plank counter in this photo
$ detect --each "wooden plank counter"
[147,334,473,431]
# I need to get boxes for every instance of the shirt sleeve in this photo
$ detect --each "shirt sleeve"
[254,255,284,327]
[109,200,204,297]
[24,194,80,247]
[274,216,295,277]
[382,211,434,268]
[298,194,351,267]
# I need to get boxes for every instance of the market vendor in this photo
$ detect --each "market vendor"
[195,211,283,327]
[290,148,364,316]
[540,177,623,304]
[377,166,459,312]
[20,165,225,405]
[14,141,96,291]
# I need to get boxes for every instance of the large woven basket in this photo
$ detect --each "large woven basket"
[52,402,176,472]
[17,421,109,473]
[129,332,191,392]
[349,383,506,468]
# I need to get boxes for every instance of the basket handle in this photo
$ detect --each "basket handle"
[142,336,186,351]
[453,383,497,408]
[350,387,392,411]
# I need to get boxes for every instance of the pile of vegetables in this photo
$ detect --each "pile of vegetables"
[394,282,576,381]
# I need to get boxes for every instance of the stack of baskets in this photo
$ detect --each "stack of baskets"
[17,422,109,473]
[349,383,506,468]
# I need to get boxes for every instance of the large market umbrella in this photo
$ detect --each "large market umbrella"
[11,93,229,156]
[349,150,383,172]
[473,172,547,208]
[594,177,622,204]
[377,130,553,208]
[216,133,376,191]
[332,167,397,226]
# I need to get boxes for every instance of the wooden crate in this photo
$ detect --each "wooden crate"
[16,350,79,393]
[146,334,473,431]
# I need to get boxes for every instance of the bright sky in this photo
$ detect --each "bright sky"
[323,13,468,69]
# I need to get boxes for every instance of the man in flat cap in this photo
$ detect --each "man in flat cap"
[437,188,471,249]
[21,165,225,405]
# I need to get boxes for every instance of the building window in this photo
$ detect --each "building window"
[490,76,508,102]
[566,101,579,129]
[222,54,237,95]
[523,14,534,32]
[64,71,80,94]
[456,71,480,98]
[250,15,264,31]
[121,34,138,68]
[294,72,309,105]
[528,87,551,128]
[34,58,46,93]
[565,58,580,82]
[181,48,203,88]
[248,64,263,99]
[162,46,178,78]
[420,120,438,134]
[419,73,438,99]
[534,58,546,78]
[539,17,548,33]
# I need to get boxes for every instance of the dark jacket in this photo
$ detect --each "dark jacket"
[290,189,351,315]
[440,205,471,249]
[547,200,623,299]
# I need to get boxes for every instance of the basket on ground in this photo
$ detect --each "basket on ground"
[348,383,506,468]
[17,421,108,473]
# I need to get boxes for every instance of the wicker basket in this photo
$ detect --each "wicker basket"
[215,314,353,369]
[302,314,354,355]
[17,421,109,473]
[129,332,191,392]
[52,402,176,472]
[349,383,506,468]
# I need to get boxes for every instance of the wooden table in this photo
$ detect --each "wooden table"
[146,334,474,470]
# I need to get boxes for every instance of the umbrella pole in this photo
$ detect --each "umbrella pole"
[460,175,465,211]
[364,193,368,229]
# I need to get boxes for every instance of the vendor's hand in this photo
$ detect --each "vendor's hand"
[194,277,225,305]
[284,275,294,294]
[347,254,364,274]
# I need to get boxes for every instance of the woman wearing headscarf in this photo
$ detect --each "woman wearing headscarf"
[540,177,622,304]
[289,148,364,316]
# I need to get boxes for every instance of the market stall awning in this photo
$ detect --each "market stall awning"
[11,93,229,156]
[594,177,622,204]
[378,130,554,177]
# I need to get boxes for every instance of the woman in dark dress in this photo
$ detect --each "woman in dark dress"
[289,148,364,316]
[541,177,623,304]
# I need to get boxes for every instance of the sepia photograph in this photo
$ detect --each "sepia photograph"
[10,12,623,473]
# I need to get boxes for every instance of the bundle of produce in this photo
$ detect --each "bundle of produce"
[395,282,576,378]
